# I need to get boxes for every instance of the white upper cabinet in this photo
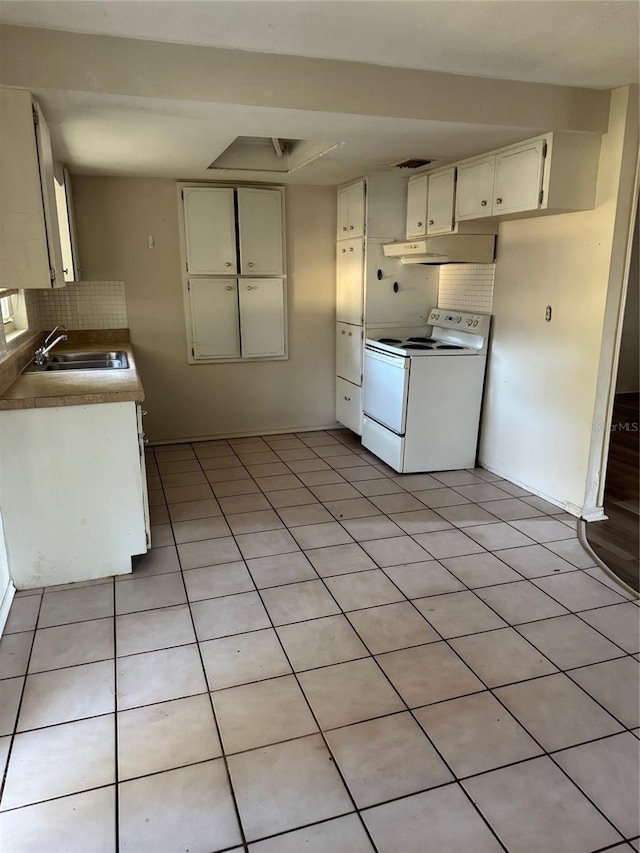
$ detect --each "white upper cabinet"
[183,187,237,275]
[406,175,428,238]
[337,180,365,240]
[455,156,495,221]
[188,278,241,359]
[336,238,364,325]
[454,133,600,222]
[493,139,546,215]
[180,182,287,363]
[239,278,286,358]
[237,187,283,275]
[426,169,456,235]
[0,89,67,288]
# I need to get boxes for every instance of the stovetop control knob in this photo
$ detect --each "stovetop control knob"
[455,316,462,324]
[466,319,473,326]
[473,319,479,327]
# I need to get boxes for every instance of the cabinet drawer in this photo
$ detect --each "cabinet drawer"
[336,323,362,385]
[336,378,362,435]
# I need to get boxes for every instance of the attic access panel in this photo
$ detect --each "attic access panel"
[208,136,341,173]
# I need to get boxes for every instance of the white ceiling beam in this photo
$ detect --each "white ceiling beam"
[0,24,610,134]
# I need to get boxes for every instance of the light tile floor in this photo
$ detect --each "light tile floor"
[1,428,639,852]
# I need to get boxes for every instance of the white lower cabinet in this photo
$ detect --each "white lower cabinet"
[239,278,286,358]
[0,401,148,589]
[336,322,362,385]
[336,378,362,435]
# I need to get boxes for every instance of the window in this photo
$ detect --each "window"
[0,290,28,345]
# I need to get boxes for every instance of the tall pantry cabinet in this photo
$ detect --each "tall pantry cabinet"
[335,176,436,434]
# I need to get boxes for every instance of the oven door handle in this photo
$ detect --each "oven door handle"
[364,348,409,368]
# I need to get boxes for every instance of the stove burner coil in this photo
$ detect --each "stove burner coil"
[407,337,437,343]
[378,338,402,344]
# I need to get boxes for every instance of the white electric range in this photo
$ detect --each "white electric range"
[362,309,491,472]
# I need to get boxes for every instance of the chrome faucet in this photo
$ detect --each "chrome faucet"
[34,325,68,366]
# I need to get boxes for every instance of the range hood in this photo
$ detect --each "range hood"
[383,235,495,264]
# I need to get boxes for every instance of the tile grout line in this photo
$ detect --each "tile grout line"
[111,576,120,853]
[0,590,44,809]
[187,441,383,853]
[213,450,515,852]
[165,446,251,853]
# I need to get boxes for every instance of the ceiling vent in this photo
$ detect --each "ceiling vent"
[392,158,433,170]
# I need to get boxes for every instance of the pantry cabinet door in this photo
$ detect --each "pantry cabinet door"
[183,187,237,275]
[336,322,363,385]
[237,187,284,275]
[336,238,364,325]
[493,140,546,215]
[406,175,428,238]
[456,157,495,220]
[239,278,286,358]
[427,169,455,234]
[188,278,240,359]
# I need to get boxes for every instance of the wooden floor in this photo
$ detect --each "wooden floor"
[585,393,639,591]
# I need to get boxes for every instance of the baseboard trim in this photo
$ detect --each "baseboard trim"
[149,423,344,446]
[572,504,607,522]
[0,581,16,637]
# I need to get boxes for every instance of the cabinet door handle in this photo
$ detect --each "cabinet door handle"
[428,219,434,226]
[341,248,346,253]
[481,200,488,207]
[224,261,232,267]
[342,226,347,232]
[417,221,423,227]
[344,395,351,401]
[349,225,354,230]
[495,197,503,205]
[341,330,345,334]
[349,247,354,252]
[246,285,255,290]
[226,285,233,291]
[347,331,352,336]
[247,262,254,268]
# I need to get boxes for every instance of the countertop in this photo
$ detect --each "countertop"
[0,342,145,410]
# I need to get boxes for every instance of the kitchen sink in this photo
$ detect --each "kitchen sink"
[26,351,130,372]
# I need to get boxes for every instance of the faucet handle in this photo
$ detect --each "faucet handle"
[44,325,67,347]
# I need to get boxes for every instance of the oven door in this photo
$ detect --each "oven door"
[363,348,410,434]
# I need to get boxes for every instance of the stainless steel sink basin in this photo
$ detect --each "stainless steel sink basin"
[26,351,130,372]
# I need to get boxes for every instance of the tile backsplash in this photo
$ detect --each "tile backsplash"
[438,264,495,314]
[36,281,128,330]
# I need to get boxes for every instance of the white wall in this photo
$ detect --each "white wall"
[73,178,337,441]
[480,87,638,515]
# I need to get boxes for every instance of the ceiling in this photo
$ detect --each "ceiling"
[1,1,637,184]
